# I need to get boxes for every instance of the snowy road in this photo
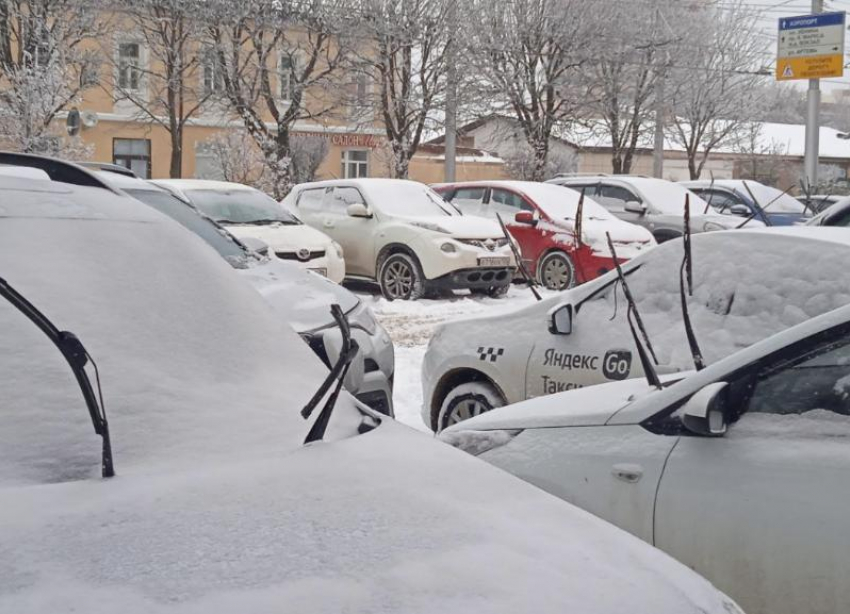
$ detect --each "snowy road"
[351,284,552,431]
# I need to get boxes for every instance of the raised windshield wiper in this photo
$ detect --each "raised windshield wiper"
[496,213,541,301]
[0,276,115,477]
[300,304,361,444]
[680,195,705,371]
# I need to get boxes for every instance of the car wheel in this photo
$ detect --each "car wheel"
[538,251,575,291]
[378,252,425,301]
[438,381,505,431]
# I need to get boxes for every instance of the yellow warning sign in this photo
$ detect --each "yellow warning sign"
[775,55,844,80]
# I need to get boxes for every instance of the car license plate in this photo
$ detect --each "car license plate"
[478,257,509,267]
[310,268,328,277]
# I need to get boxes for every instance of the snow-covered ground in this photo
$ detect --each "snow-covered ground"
[352,284,553,430]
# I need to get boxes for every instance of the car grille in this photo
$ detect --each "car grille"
[276,249,326,262]
[457,238,509,251]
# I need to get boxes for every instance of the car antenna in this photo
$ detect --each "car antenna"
[680,195,705,371]
[606,233,662,389]
[0,276,115,478]
[496,213,541,301]
[301,304,361,444]
[702,171,716,215]
[735,182,794,228]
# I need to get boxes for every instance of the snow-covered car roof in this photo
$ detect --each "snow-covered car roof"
[0,175,739,613]
[555,175,710,215]
[153,178,258,192]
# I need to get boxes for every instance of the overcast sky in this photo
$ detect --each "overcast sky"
[745,0,850,92]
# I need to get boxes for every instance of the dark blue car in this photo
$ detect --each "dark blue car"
[680,179,812,226]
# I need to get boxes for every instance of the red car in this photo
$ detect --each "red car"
[434,181,656,290]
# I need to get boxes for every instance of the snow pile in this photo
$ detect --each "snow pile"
[440,429,522,455]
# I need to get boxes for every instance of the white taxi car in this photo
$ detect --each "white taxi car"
[154,179,346,282]
[283,179,517,299]
[422,228,850,431]
[442,301,850,614]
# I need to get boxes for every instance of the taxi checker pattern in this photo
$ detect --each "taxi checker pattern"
[478,347,505,363]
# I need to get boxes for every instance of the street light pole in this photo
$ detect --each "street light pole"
[804,0,823,190]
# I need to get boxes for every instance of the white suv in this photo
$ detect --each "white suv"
[284,179,517,300]
[154,179,345,282]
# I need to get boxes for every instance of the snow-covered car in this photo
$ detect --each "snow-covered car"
[442,300,850,614]
[422,228,850,431]
[798,193,843,213]
[434,180,655,290]
[154,178,346,283]
[283,179,517,299]
[681,179,812,226]
[0,171,745,614]
[806,195,850,227]
[95,169,394,414]
[548,175,758,242]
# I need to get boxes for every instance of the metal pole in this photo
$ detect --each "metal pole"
[804,0,823,190]
[444,0,458,182]
[652,65,665,178]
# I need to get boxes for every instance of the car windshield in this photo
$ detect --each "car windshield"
[124,188,252,266]
[742,182,807,214]
[521,183,614,220]
[186,188,300,225]
[633,180,709,215]
[368,182,457,217]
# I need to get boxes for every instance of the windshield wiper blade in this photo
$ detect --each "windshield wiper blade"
[496,213,540,301]
[301,304,360,444]
[0,276,115,477]
[680,195,705,371]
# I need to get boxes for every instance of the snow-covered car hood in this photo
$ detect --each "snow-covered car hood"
[404,214,506,239]
[226,222,333,251]
[1,419,739,614]
[238,258,358,331]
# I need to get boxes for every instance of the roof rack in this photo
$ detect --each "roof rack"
[0,151,118,193]
[553,172,609,178]
[78,161,139,178]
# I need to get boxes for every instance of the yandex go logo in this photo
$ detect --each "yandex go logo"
[602,350,632,381]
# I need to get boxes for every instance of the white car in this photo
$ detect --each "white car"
[154,179,346,283]
[284,179,517,300]
[0,165,744,614]
[422,228,850,431]
[442,301,850,614]
[95,170,394,414]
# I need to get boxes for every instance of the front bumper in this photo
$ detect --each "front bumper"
[273,249,345,284]
[426,266,515,291]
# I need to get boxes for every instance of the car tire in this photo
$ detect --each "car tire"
[437,381,505,431]
[378,251,425,301]
[537,251,576,291]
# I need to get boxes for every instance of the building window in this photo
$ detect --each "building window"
[117,42,142,91]
[342,149,369,178]
[279,54,296,102]
[113,138,151,178]
[201,47,225,95]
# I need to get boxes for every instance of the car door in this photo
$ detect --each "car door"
[294,186,330,228]
[321,186,376,277]
[489,188,540,270]
[654,327,850,614]
[693,188,753,218]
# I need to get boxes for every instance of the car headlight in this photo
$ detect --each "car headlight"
[703,221,727,232]
[410,220,450,234]
[440,241,457,253]
[332,241,344,258]
[347,301,378,335]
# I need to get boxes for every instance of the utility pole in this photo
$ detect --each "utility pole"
[444,0,458,182]
[804,0,823,190]
[652,64,665,178]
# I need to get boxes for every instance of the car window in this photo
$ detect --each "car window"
[697,189,746,213]
[450,187,487,216]
[491,189,534,212]
[297,188,328,213]
[186,189,300,224]
[826,207,850,227]
[746,334,850,417]
[594,184,640,212]
[328,186,366,213]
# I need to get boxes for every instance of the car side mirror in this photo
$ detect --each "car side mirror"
[515,211,537,226]
[240,236,269,256]
[729,204,750,217]
[548,304,573,335]
[681,382,728,437]
[346,203,371,218]
[624,200,646,214]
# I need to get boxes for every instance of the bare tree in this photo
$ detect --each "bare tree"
[664,0,769,180]
[207,0,350,198]
[502,141,577,180]
[461,0,600,181]
[0,0,102,155]
[108,0,213,178]
[731,122,791,187]
[350,0,451,178]
[290,135,329,183]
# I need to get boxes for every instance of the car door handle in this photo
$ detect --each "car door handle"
[611,463,643,483]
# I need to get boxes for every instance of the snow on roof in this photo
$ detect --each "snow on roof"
[565,122,850,160]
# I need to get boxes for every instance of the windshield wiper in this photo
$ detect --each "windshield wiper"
[300,304,360,444]
[0,276,115,477]
[680,195,705,371]
[496,213,541,301]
